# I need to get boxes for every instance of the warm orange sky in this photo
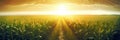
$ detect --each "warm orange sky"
[0,0,120,5]
[0,0,120,11]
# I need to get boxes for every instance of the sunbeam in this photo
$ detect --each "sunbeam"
[48,16,77,40]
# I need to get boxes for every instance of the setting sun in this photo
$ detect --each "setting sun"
[54,4,70,15]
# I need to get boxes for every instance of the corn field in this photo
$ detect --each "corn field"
[0,15,120,40]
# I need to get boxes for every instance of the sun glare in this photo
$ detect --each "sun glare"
[54,4,70,15]
[0,3,119,15]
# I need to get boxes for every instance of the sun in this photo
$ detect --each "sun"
[54,4,70,15]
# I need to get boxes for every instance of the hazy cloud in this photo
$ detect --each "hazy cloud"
[0,0,120,6]
[0,0,120,11]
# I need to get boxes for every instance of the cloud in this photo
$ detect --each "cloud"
[0,0,120,6]
[0,0,35,6]
[0,0,120,11]
[69,0,120,5]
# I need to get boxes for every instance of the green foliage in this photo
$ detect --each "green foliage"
[0,15,119,40]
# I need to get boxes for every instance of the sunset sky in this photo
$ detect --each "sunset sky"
[0,0,120,15]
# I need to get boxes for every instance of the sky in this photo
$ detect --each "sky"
[0,0,120,15]
[0,0,120,11]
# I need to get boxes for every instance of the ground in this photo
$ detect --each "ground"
[0,15,120,40]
